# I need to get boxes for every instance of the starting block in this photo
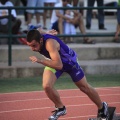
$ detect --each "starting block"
[88,107,116,120]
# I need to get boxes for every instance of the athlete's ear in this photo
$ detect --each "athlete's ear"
[40,38,43,44]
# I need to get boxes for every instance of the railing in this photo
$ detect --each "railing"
[0,6,119,66]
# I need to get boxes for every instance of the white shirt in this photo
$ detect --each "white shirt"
[0,1,17,25]
[51,2,72,24]
[44,0,57,3]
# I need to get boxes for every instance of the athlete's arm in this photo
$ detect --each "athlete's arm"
[29,39,63,70]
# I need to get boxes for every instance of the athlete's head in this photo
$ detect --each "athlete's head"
[26,29,43,52]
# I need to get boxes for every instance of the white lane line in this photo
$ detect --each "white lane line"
[0,102,120,114]
[0,93,120,104]
[0,87,120,95]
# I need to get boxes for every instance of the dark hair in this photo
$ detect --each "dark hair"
[26,29,42,43]
[62,0,69,2]
[0,0,9,5]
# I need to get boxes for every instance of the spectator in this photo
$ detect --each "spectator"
[9,0,20,14]
[10,0,28,25]
[9,0,20,6]
[114,0,120,42]
[68,0,83,14]
[64,9,76,43]
[86,0,106,30]
[26,0,44,29]
[0,0,21,35]
[0,0,22,44]
[20,0,28,25]
[43,0,58,29]
[104,0,117,7]
[51,0,94,44]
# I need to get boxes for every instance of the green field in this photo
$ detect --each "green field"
[0,74,120,93]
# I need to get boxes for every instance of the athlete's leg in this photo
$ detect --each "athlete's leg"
[42,68,64,108]
[68,61,108,119]
[75,76,102,109]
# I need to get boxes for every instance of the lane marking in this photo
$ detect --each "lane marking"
[0,102,120,114]
[0,87,120,95]
[0,93,120,104]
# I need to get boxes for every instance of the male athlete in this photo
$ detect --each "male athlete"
[26,29,109,120]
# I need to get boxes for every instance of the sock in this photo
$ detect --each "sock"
[58,106,65,111]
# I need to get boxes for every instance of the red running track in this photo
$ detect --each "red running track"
[0,87,120,120]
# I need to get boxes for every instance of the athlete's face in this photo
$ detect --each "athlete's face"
[27,39,42,52]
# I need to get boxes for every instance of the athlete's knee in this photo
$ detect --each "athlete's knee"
[42,83,53,92]
[79,84,91,94]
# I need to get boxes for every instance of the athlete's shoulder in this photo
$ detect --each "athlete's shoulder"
[43,34,56,41]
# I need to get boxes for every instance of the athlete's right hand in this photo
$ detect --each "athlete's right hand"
[29,56,39,63]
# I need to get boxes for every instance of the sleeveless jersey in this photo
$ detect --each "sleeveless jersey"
[39,34,78,71]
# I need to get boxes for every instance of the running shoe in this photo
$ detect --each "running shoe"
[97,102,109,120]
[49,106,67,120]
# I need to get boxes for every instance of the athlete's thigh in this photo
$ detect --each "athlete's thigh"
[67,61,84,83]
[67,67,90,89]
[42,69,57,87]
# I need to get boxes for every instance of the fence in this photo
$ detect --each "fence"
[0,6,119,66]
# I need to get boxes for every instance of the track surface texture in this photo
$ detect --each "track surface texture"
[0,87,120,120]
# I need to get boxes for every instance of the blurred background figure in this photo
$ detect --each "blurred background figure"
[86,0,106,30]
[26,0,44,29]
[68,0,79,7]
[51,0,94,44]
[64,9,76,43]
[9,0,20,14]
[114,0,120,42]
[9,0,20,6]
[0,0,21,34]
[0,0,22,44]
[20,0,28,25]
[68,0,84,15]
[43,0,58,29]
[10,0,28,25]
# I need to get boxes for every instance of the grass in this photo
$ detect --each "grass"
[0,74,120,93]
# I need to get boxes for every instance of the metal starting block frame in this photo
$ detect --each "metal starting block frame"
[88,107,117,120]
